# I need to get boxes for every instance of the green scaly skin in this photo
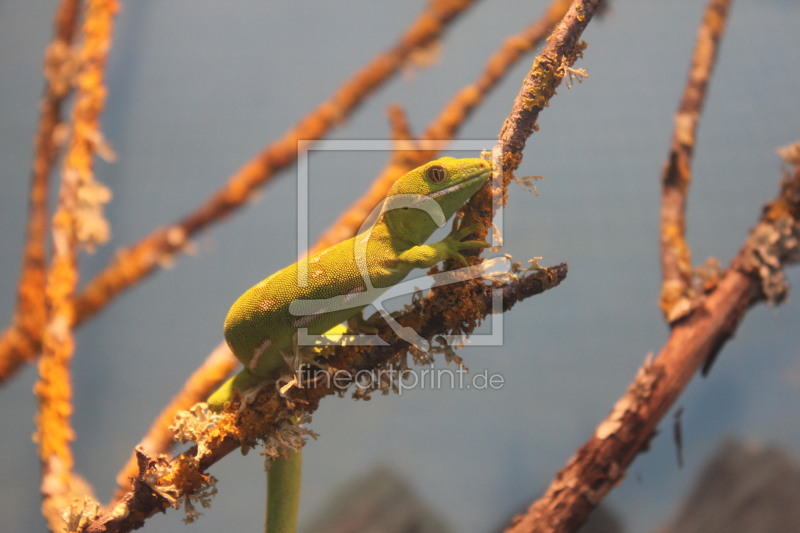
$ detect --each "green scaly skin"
[207,157,492,533]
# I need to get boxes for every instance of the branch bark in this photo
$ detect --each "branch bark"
[493,0,604,191]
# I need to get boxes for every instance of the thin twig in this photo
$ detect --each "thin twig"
[0,0,81,382]
[659,0,733,323]
[493,0,603,192]
[0,0,479,384]
[505,157,800,533]
[35,1,118,530]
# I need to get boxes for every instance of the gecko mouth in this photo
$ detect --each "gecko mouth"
[428,167,491,199]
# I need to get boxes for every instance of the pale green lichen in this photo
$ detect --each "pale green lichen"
[170,403,222,457]
[61,496,102,533]
[558,62,588,89]
[777,141,800,165]
[180,479,218,524]
[485,255,544,284]
[515,174,543,196]
[742,216,800,304]
[262,414,318,464]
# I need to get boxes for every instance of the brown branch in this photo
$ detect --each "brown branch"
[504,161,800,532]
[352,263,570,372]
[424,0,576,145]
[0,0,81,382]
[81,263,568,533]
[493,0,603,192]
[36,1,119,530]
[0,0,479,384]
[387,104,415,144]
[659,0,733,322]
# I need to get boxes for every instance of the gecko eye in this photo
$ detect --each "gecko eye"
[426,165,446,183]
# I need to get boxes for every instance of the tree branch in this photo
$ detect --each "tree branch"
[0,0,80,382]
[453,0,604,273]
[111,342,237,502]
[36,1,118,530]
[659,0,733,322]
[503,156,800,531]
[493,0,603,191]
[441,0,603,337]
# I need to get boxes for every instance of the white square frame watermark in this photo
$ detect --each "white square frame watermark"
[293,139,506,351]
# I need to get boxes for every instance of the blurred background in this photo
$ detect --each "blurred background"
[1,1,799,531]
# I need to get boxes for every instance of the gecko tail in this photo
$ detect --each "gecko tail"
[267,449,303,533]
[207,369,265,412]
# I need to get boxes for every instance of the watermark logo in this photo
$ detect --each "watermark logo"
[291,140,507,351]
[295,363,505,394]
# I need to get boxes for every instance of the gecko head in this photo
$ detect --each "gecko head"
[387,157,492,223]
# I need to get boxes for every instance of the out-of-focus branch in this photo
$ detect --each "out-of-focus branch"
[505,155,800,533]
[0,0,81,382]
[0,0,479,384]
[81,263,568,533]
[35,1,118,530]
[659,0,733,322]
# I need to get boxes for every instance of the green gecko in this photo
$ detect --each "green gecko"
[207,156,492,532]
